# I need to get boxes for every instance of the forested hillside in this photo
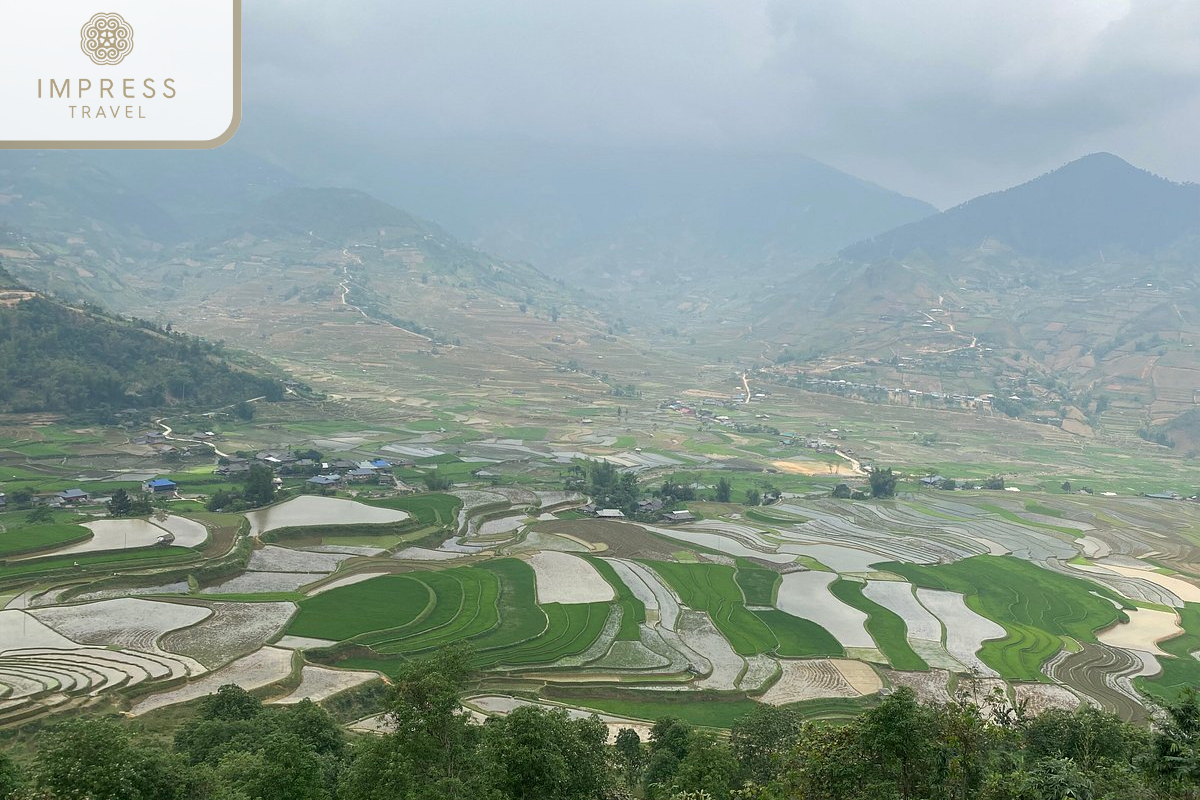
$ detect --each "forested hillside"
[0,279,282,414]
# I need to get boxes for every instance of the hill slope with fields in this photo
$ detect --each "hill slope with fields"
[753,154,1200,430]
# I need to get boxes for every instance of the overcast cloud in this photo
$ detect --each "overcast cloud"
[243,0,1200,207]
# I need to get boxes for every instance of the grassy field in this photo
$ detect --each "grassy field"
[882,556,1130,680]
[829,579,928,671]
[288,575,434,640]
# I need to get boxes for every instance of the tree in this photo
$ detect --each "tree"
[423,469,454,491]
[35,718,190,800]
[715,478,732,503]
[731,704,803,785]
[244,464,276,507]
[1062,481,1072,493]
[107,488,134,517]
[483,706,611,800]
[25,505,54,524]
[615,728,646,788]
[234,400,256,421]
[744,489,761,506]
[672,733,740,800]
[831,483,852,499]
[645,717,693,799]
[868,467,897,498]
[1151,688,1200,791]
[0,751,23,800]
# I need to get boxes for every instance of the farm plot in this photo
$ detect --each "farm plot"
[247,546,353,573]
[607,559,681,629]
[1096,606,1182,656]
[634,523,793,563]
[1138,602,1200,704]
[528,551,615,604]
[776,571,874,649]
[586,557,645,640]
[246,496,409,537]
[129,646,294,716]
[288,574,432,641]
[307,572,392,595]
[677,611,746,690]
[862,580,943,641]
[201,572,326,594]
[0,610,80,652]
[1097,563,1200,604]
[160,601,296,667]
[884,556,1130,681]
[882,668,952,705]
[760,659,858,705]
[32,598,211,654]
[366,493,462,527]
[476,602,611,668]
[42,518,199,557]
[0,524,91,558]
[648,561,775,655]
[270,665,377,704]
[1014,683,1081,715]
[1052,643,1152,722]
[147,516,209,547]
[914,589,1005,677]
[829,580,928,671]
[361,568,501,655]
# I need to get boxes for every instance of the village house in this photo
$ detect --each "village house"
[59,488,90,505]
[142,478,178,494]
[663,509,695,523]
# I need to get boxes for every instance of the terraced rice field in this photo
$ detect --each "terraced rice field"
[885,556,1130,680]
[528,551,615,604]
[775,570,874,649]
[1137,602,1200,704]
[129,646,295,716]
[247,496,410,536]
[829,580,928,670]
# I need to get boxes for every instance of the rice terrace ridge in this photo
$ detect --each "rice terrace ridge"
[2,2,1200,799]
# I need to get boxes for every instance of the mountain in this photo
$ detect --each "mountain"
[0,267,283,415]
[753,154,1200,430]
[843,153,1200,263]
[236,137,937,288]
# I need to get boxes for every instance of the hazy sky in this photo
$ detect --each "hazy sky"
[243,0,1200,207]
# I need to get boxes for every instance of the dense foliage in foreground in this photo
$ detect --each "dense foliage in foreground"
[0,295,282,413]
[3,646,1200,800]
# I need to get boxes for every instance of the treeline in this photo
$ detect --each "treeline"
[0,297,283,414]
[4,645,1200,800]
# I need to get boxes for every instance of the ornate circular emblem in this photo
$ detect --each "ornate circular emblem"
[80,12,134,65]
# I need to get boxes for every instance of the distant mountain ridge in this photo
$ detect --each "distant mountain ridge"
[843,153,1200,263]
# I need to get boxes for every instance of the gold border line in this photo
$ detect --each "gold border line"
[0,0,242,150]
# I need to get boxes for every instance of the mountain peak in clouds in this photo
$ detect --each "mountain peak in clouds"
[842,153,1200,262]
